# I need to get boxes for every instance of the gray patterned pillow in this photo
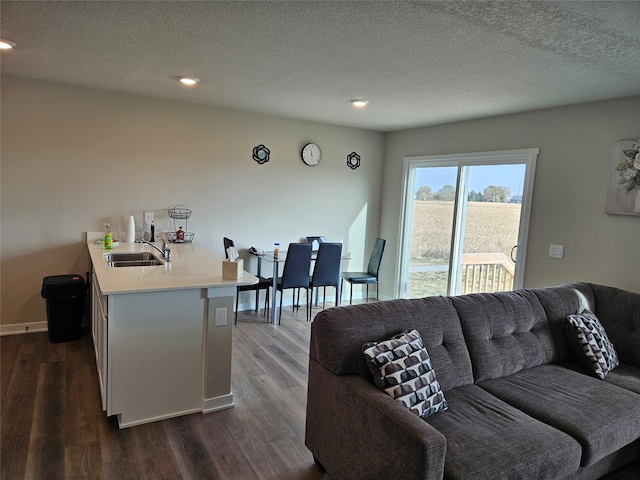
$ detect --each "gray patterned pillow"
[566,310,619,379]
[363,329,448,418]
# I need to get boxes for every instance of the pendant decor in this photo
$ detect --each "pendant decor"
[347,152,361,170]
[253,144,270,165]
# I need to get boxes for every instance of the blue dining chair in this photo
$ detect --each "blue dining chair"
[341,238,386,304]
[309,242,343,316]
[271,242,313,324]
[223,237,271,324]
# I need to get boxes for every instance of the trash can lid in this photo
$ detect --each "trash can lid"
[43,274,85,286]
[41,274,85,298]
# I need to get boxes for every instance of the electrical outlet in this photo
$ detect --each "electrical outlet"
[144,212,154,223]
[215,308,227,327]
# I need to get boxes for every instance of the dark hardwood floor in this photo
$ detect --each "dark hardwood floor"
[1,305,329,480]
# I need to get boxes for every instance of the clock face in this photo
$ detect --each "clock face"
[301,143,322,166]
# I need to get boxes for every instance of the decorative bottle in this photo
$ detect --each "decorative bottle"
[176,226,185,242]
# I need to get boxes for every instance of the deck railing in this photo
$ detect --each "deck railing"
[460,252,515,294]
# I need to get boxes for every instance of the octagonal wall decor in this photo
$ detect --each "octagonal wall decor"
[347,152,361,170]
[253,144,270,165]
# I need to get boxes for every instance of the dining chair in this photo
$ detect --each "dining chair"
[309,242,343,316]
[306,235,326,253]
[341,237,386,304]
[223,237,271,324]
[271,242,313,324]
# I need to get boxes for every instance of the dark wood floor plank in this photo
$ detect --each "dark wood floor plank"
[25,361,66,479]
[1,307,326,480]
[0,347,38,480]
[64,441,103,480]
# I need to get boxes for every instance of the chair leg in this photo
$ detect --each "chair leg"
[366,285,369,304]
[375,282,379,301]
[235,289,240,325]
[349,281,353,305]
[322,286,326,310]
[279,288,283,325]
[263,289,269,317]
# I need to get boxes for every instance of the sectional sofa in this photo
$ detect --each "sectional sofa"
[305,282,640,479]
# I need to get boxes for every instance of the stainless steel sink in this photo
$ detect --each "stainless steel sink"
[104,252,163,267]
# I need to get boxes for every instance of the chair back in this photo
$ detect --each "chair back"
[223,237,235,259]
[366,238,386,277]
[311,243,343,288]
[306,236,326,252]
[280,243,313,289]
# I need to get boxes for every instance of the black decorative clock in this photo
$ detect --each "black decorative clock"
[347,152,361,170]
[301,143,322,166]
[253,144,270,164]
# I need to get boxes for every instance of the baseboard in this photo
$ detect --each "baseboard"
[1,321,48,336]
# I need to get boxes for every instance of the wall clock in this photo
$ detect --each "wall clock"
[301,143,322,166]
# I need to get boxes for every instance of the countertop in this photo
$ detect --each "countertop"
[87,235,258,295]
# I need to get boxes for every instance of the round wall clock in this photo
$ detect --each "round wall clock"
[301,143,322,166]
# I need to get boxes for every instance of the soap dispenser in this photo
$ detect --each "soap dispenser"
[103,223,113,250]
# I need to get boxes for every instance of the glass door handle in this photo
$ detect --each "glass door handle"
[511,245,519,263]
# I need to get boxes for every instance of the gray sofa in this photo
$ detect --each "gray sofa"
[305,283,640,480]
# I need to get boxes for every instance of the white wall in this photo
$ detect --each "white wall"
[1,76,385,328]
[381,95,640,296]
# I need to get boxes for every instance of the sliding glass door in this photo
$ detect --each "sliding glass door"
[398,149,538,298]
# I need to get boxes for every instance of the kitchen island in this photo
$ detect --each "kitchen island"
[87,234,257,428]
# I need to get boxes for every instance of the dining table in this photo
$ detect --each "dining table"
[249,249,349,325]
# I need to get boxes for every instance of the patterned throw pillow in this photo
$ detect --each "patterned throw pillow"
[566,310,619,379]
[363,329,448,418]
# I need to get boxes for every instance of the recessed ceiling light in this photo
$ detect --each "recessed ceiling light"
[0,39,17,50]
[176,76,199,86]
[351,99,369,107]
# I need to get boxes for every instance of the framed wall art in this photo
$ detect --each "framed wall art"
[605,139,640,216]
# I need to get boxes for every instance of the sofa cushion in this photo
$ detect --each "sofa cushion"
[532,282,596,361]
[566,310,619,379]
[603,363,640,395]
[311,296,474,391]
[424,384,581,480]
[590,283,640,369]
[363,329,448,418]
[451,290,558,382]
[479,364,640,467]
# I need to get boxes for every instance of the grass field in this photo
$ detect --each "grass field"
[408,201,521,297]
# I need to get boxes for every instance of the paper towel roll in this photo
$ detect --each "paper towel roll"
[126,216,136,243]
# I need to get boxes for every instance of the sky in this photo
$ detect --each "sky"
[415,164,526,197]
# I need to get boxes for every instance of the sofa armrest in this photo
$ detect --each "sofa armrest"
[590,283,640,368]
[305,358,447,480]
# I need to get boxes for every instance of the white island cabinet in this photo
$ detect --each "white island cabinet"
[87,234,257,428]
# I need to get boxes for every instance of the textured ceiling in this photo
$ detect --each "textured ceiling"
[1,1,639,132]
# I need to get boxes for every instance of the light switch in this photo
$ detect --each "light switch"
[549,244,564,259]
[144,211,154,223]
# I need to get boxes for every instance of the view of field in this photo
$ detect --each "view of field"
[408,201,522,297]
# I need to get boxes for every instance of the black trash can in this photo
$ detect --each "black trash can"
[41,274,86,343]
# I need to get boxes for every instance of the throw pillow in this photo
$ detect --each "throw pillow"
[363,329,448,418]
[566,310,619,379]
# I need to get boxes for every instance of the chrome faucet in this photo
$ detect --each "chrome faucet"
[142,240,172,261]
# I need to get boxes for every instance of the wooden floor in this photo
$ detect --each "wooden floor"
[1,306,329,480]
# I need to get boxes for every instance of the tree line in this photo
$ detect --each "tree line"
[416,185,512,202]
